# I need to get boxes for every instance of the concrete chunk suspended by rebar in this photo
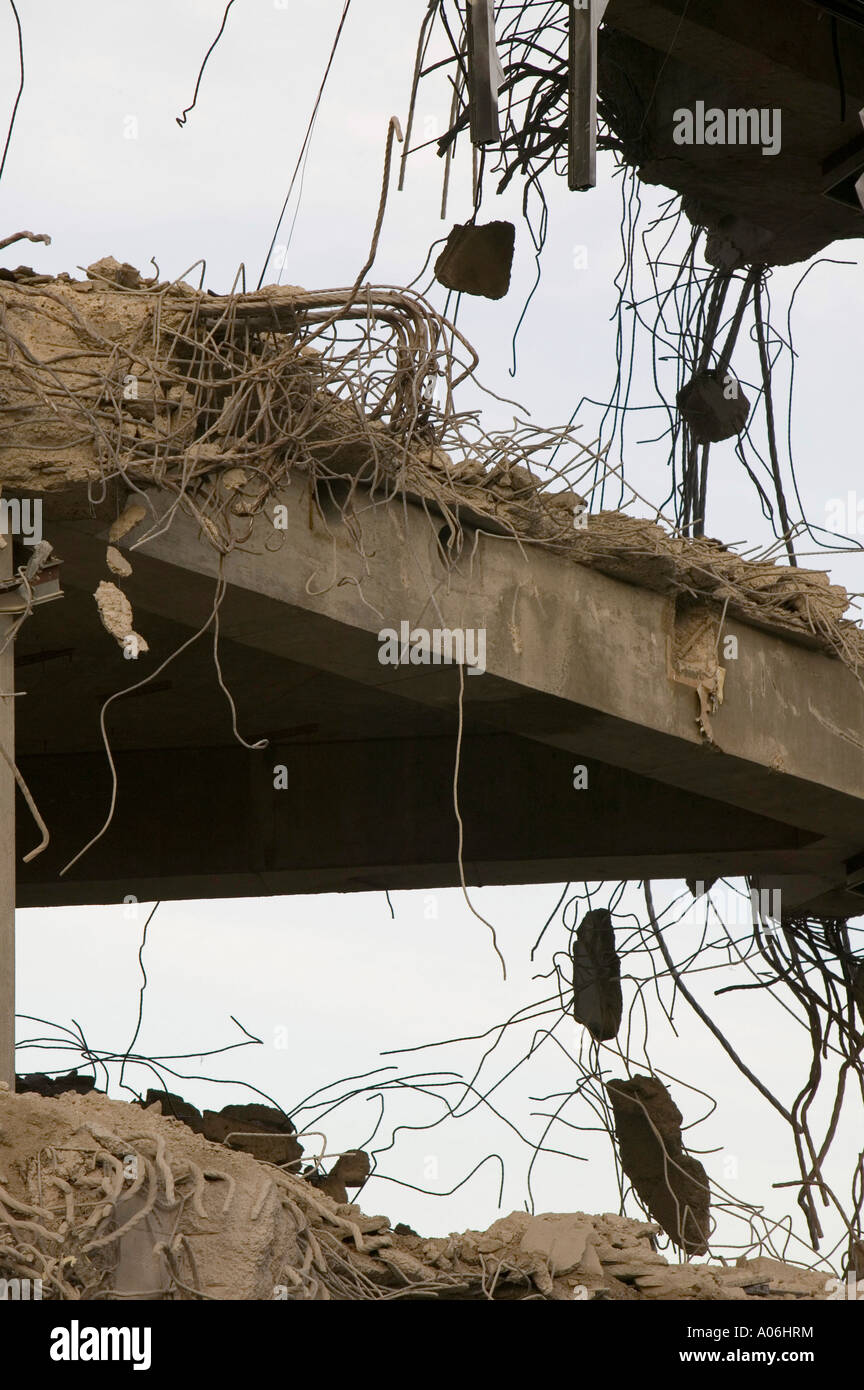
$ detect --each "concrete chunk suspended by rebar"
[677,369,751,444]
[571,907,622,1041]
[434,221,515,300]
[607,1074,711,1256]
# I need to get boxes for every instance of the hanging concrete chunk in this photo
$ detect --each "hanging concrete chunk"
[607,1074,710,1256]
[434,221,516,300]
[94,579,149,656]
[106,544,132,577]
[677,369,750,444]
[108,500,147,543]
[571,908,622,1041]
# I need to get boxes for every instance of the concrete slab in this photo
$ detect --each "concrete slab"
[602,0,864,263]
[12,482,864,919]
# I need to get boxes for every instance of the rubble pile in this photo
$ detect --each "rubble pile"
[0,1086,832,1300]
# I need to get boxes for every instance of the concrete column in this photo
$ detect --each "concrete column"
[569,1,608,190]
[0,523,14,1089]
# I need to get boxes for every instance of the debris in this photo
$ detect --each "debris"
[0,230,52,252]
[20,539,54,581]
[434,221,516,299]
[0,1087,827,1300]
[93,580,149,655]
[1,271,857,670]
[142,1093,303,1169]
[677,369,751,444]
[607,1074,711,1256]
[669,600,727,743]
[108,501,147,543]
[220,467,248,492]
[571,908,622,1041]
[330,1149,371,1188]
[308,1171,349,1205]
[686,876,717,900]
[85,256,146,289]
[142,1089,202,1128]
[15,1069,98,1098]
[105,544,132,577]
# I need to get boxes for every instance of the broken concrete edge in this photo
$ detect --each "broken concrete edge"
[0,1086,837,1300]
[14,1072,370,1193]
[0,265,861,672]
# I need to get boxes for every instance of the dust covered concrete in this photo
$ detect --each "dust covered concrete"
[0,1087,832,1301]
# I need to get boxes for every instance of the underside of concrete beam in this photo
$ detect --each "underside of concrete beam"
[9,481,864,920]
[602,0,864,263]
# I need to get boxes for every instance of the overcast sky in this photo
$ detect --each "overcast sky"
[2,0,863,1264]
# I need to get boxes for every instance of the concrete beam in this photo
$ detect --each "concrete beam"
[606,0,864,113]
[602,0,864,263]
[33,484,864,918]
[17,738,821,908]
[49,489,864,838]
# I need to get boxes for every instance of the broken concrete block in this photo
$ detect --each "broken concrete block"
[16,1069,99,1098]
[677,369,751,444]
[142,1089,204,1132]
[94,580,149,656]
[307,1171,349,1205]
[434,221,516,300]
[607,1074,711,1256]
[216,1103,298,1133]
[518,1215,594,1276]
[330,1149,371,1188]
[108,500,147,543]
[572,908,622,1041]
[202,1103,303,1168]
[220,467,248,492]
[86,256,145,289]
[106,544,132,577]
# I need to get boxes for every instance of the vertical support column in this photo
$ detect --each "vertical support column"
[568,0,609,191]
[0,523,14,1089]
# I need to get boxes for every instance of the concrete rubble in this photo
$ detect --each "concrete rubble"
[0,263,861,669]
[0,1087,833,1300]
[608,1074,711,1258]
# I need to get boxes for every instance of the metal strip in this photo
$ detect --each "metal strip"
[467,0,504,146]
